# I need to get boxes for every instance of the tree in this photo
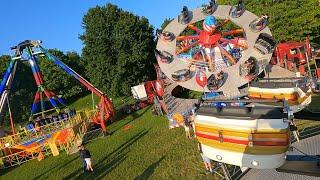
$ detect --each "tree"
[38,49,85,100]
[217,0,320,44]
[80,3,156,97]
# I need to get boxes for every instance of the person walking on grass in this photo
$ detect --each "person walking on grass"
[184,116,191,139]
[84,149,94,172]
[79,145,94,172]
[79,145,87,173]
[189,111,196,138]
[198,142,213,174]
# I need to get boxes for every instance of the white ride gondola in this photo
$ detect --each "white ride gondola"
[178,6,192,24]
[156,29,175,42]
[229,2,245,18]
[171,69,193,82]
[202,0,218,15]
[195,104,291,169]
[254,33,276,55]
[155,49,174,64]
[248,78,312,113]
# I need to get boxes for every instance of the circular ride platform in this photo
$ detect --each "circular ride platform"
[156,5,273,96]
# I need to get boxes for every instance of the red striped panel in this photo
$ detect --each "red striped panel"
[196,132,248,145]
[196,132,289,146]
[253,141,289,146]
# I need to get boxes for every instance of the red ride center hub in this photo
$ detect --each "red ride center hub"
[198,31,222,47]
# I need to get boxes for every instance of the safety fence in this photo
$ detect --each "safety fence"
[0,110,96,169]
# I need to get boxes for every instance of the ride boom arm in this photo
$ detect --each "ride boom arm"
[39,46,114,132]
[0,59,18,116]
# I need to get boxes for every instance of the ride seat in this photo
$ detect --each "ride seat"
[251,106,287,119]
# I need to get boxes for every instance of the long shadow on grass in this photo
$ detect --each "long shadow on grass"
[62,129,149,180]
[134,156,166,180]
[0,154,79,178]
[110,106,151,134]
[31,156,79,180]
[0,104,149,177]
[0,164,18,176]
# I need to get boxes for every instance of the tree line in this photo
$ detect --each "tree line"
[1,1,319,126]
[0,3,156,126]
[217,0,320,44]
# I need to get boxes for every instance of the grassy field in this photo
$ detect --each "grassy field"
[0,107,214,180]
[1,94,320,179]
[68,94,135,111]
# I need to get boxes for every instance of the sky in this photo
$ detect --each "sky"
[0,0,208,56]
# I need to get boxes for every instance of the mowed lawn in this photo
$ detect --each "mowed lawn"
[0,106,213,180]
[1,94,320,179]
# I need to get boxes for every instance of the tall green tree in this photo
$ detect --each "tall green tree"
[80,3,156,97]
[38,49,85,100]
[217,0,320,44]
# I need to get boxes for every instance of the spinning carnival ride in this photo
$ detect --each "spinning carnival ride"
[156,2,319,178]
[0,40,114,168]
[0,40,114,132]
[156,4,274,95]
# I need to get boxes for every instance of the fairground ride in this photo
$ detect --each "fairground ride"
[156,1,320,179]
[0,40,114,168]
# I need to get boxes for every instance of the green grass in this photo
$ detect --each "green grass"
[68,94,135,111]
[68,94,100,111]
[178,89,203,99]
[0,108,214,180]
[308,93,320,111]
[2,93,320,179]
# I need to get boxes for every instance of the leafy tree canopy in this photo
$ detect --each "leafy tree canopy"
[38,49,85,100]
[80,3,156,97]
[218,0,320,44]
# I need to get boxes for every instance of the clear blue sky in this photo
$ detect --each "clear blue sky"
[0,0,208,56]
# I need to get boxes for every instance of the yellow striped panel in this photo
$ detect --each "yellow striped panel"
[248,91,298,101]
[297,93,312,104]
[196,125,289,143]
[198,137,288,155]
[252,133,288,139]
[195,123,289,134]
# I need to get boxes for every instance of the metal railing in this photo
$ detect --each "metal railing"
[0,110,96,169]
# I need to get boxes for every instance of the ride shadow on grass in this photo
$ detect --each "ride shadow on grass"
[62,129,150,180]
[110,106,151,134]
[134,156,166,180]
